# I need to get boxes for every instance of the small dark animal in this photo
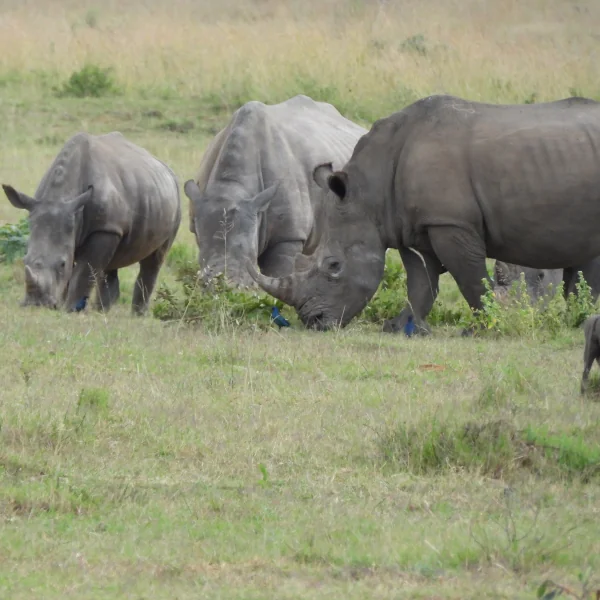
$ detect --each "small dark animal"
[74,296,88,312]
[581,315,600,394]
[404,314,415,337]
[271,306,290,329]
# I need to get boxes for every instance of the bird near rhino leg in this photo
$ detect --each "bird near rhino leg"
[382,307,431,336]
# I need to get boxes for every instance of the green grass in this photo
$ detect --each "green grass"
[2,2,600,596]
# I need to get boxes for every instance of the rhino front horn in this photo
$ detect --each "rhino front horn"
[246,260,299,307]
[24,265,38,288]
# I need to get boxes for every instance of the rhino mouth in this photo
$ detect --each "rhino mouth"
[21,297,58,309]
[304,312,327,331]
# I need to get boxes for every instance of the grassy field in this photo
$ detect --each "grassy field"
[1,1,600,598]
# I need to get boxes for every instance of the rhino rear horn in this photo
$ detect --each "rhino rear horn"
[246,260,299,307]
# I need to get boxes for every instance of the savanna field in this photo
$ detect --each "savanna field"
[1,0,600,598]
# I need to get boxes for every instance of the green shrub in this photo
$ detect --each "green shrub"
[55,63,120,98]
[0,218,29,263]
[152,259,291,332]
[378,418,600,482]
[360,254,407,323]
[464,272,596,338]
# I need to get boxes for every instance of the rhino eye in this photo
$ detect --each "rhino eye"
[323,257,344,279]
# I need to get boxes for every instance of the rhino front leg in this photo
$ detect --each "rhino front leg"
[383,247,443,335]
[95,270,120,312]
[66,232,121,312]
[428,226,490,336]
[132,239,171,315]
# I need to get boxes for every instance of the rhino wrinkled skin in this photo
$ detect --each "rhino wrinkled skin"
[184,94,367,287]
[493,259,600,305]
[3,131,181,314]
[249,94,600,334]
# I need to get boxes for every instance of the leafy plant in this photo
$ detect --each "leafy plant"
[464,272,597,338]
[152,259,290,332]
[55,63,120,98]
[0,218,29,263]
[378,417,600,482]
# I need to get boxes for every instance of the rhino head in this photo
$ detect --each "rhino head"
[184,179,280,288]
[493,261,563,304]
[2,184,92,309]
[247,163,386,330]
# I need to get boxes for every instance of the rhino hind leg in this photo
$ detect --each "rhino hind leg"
[132,240,171,316]
[95,270,120,312]
[428,226,490,337]
[66,232,121,312]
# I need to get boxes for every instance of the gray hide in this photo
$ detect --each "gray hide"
[493,261,563,304]
[3,131,181,314]
[581,314,600,393]
[184,94,367,287]
[248,94,600,333]
[494,258,600,305]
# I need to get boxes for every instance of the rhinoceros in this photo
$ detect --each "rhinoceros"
[2,131,181,314]
[248,94,600,333]
[493,258,600,305]
[492,261,564,304]
[183,94,367,287]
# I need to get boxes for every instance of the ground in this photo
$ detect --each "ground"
[1,1,600,598]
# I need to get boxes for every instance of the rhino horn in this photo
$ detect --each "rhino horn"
[246,260,300,307]
[24,265,38,289]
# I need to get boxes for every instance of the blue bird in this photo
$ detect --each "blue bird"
[74,296,88,312]
[404,314,416,337]
[271,306,290,329]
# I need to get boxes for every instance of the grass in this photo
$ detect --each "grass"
[1,0,600,597]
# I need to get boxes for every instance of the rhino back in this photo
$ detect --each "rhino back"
[195,95,366,246]
[37,132,180,267]
[386,96,600,268]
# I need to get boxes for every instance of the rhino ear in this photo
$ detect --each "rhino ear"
[249,184,278,214]
[2,184,37,211]
[184,180,202,234]
[328,172,348,200]
[313,163,334,190]
[184,180,201,203]
[494,261,511,286]
[313,163,347,200]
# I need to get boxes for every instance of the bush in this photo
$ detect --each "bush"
[378,417,600,482]
[152,259,291,332]
[464,272,596,338]
[0,218,29,263]
[55,63,120,98]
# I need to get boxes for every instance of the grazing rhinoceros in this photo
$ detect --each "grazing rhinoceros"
[492,261,564,304]
[247,94,600,334]
[183,94,367,287]
[493,258,600,305]
[3,131,181,314]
